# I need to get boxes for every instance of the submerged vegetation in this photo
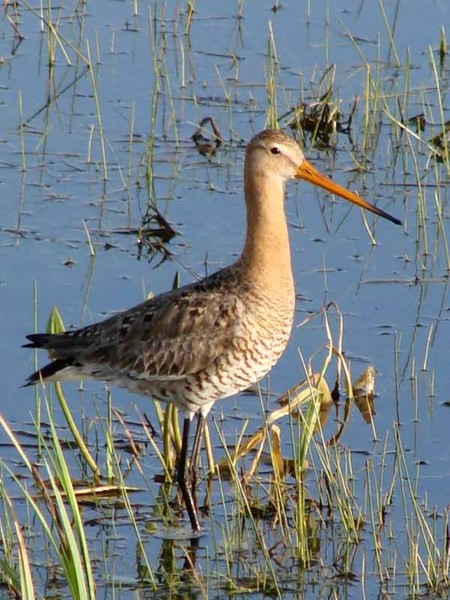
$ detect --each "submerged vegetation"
[0,1,450,598]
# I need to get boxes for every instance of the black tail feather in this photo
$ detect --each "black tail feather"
[23,358,74,387]
[22,333,52,349]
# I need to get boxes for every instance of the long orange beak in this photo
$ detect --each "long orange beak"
[296,160,401,226]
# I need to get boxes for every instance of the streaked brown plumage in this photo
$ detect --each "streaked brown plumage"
[24,129,400,534]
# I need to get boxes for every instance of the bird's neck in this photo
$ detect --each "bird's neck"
[240,172,293,289]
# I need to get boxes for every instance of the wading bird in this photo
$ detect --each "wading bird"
[24,129,400,535]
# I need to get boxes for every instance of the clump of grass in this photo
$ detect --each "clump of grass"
[0,409,96,599]
[282,65,358,151]
[265,22,281,129]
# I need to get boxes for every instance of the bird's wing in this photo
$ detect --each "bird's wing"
[26,281,247,382]
[95,285,246,380]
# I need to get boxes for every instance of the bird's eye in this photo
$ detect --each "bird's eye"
[270,146,281,155]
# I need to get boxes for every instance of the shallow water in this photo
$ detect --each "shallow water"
[1,1,450,597]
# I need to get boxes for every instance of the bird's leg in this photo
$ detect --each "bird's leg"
[177,416,201,533]
[188,413,206,490]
